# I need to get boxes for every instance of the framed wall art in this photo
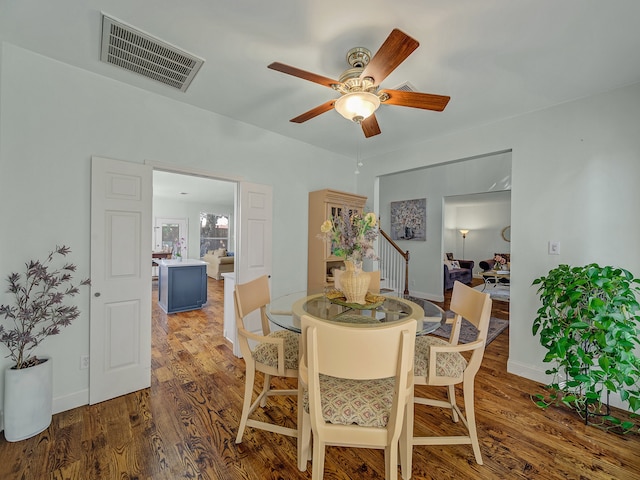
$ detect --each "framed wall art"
[390,198,427,241]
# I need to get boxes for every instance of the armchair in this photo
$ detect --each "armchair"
[444,253,474,290]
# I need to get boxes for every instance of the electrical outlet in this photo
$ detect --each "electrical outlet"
[80,355,90,370]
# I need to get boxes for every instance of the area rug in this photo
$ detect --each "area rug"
[473,283,510,302]
[431,311,508,346]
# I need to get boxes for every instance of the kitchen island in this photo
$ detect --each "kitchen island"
[158,259,208,314]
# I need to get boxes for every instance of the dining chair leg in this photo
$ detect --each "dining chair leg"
[464,381,483,465]
[399,400,413,480]
[385,444,399,480]
[236,366,256,443]
[447,385,459,422]
[311,439,326,480]
[259,373,272,407]
[297,388,311,471]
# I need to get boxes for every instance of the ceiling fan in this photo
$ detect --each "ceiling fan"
[268,29,450,138]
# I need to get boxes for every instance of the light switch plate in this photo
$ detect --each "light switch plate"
[548,241,560,255]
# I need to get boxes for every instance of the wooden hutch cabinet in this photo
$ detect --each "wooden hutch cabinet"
[307,189,367,293]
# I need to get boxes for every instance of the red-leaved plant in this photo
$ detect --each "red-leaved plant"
[0,246,90,369]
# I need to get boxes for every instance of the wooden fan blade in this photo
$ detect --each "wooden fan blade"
[360,29,419,85]
[379,89,450,111]
[290,100,336,123]
[361,114,381,138]
[268,62,339,89]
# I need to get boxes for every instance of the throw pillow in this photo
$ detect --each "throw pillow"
[450,260,460,269]
[444,259,452,269]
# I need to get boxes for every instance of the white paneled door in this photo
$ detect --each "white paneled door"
[237,182,273,284]
[233,182,273,356]
[90,156,152,405]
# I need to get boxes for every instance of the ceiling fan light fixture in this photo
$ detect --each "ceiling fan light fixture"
[334,92,380,123]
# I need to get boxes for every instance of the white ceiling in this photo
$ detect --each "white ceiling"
[153,170,235,206]
[3,0,640,160]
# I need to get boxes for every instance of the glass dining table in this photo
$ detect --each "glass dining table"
[267,291,446,335]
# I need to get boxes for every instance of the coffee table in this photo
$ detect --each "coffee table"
[480,270,510,291]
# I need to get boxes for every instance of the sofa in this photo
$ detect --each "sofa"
[443,253,474,290]
[202,249,234,280]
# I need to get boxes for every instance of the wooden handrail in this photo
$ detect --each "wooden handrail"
[379,228,410,296]
[379,229,409,261]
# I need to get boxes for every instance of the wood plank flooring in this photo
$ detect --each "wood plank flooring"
[1,278,639,479]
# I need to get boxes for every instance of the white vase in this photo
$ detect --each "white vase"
[4,356,53,442]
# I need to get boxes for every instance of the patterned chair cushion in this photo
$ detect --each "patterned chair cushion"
[303,375,395,428]
[252,330,299,370]
[414,335,467,378]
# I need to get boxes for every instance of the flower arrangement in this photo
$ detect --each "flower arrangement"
[320,208,379,262]
[174,237,186,258]
[0,246,91,369]
[494,254,507,270]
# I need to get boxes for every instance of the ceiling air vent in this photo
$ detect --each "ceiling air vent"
[100,14,204,92]
[393,81,416,93]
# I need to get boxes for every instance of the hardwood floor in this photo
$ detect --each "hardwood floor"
[1,278,639,479]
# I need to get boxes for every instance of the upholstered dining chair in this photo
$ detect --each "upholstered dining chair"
[297,314,417,480]
[234,275,299,443]
[407,280,492,467]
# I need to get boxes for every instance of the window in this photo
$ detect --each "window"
[200,213,229,256]
[154,217,188,255]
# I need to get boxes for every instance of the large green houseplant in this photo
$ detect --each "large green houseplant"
[0,245,90,441]
[532,263,640,432]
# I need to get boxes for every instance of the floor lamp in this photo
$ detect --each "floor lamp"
[459,229,469,260]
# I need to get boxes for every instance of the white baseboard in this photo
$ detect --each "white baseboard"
[53,389,89,414]
[507,359,549,385]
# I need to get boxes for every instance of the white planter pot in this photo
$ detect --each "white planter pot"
[3,356,53,442]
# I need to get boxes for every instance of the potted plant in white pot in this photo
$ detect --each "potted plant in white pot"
[0,245,90,442]
[532,263,640,432]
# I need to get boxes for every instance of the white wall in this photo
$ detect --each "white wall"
[359,80,640,409]
[0,43,357,416]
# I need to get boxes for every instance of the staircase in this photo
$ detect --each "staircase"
[378,229,410,296]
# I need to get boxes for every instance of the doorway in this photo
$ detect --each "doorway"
[90,158,269,404]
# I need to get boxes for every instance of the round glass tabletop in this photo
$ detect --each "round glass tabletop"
[267,292,445,336]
